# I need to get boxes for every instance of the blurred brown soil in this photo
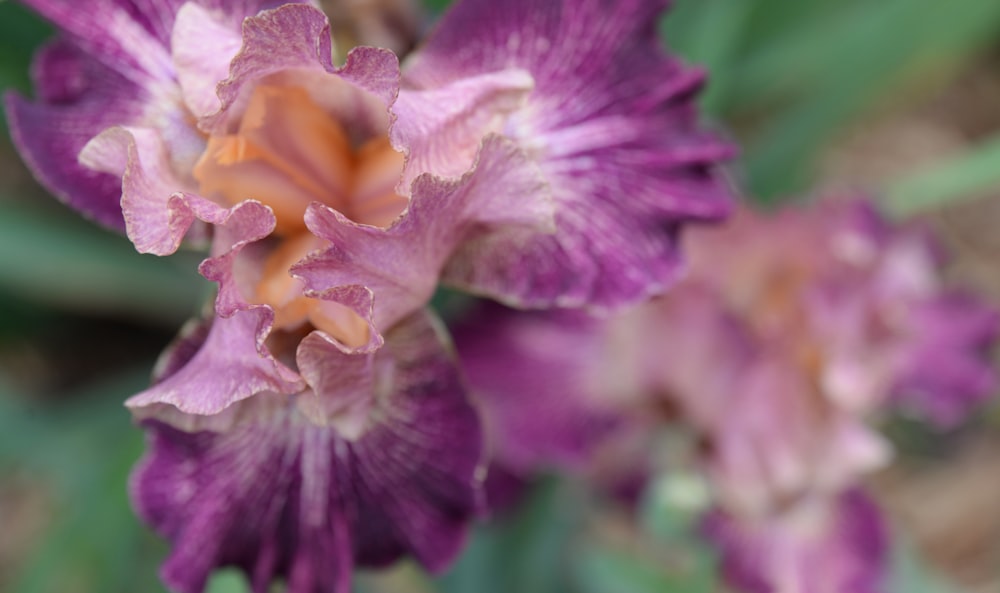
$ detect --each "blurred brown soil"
[0,473,52,584]
[873,434,1000,593]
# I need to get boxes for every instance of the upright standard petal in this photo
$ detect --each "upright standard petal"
[5,0,298,229]
[402,0,736,310]
[5,38,162,228]
[131,311,483,593]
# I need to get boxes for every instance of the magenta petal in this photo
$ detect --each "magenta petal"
[404,0,735,310]
[126,308,303,420]
[18,0,175,83]
[451,302,619,475]
[893,295,1000,427]
[21,0,292,63]
[130,311,483,593]
[296,135,554,334]
[703,490,889,593]
[4,40,149,229]
[392,69,534,191]
[202,4,399,135]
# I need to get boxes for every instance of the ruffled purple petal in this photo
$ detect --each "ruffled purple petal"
[403,0,735,310]
[392,69,534,191]
[7,0,305,229]
[130,311,483,593]
[295,135,554,336]
[126,308,303,420]
[893,295,999,427]
[703,490,889,593]
[201,4,399,136]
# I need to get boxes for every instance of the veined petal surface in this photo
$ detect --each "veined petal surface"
[403,0,736,310]
[5,0,303,229]
[131,311,483,593]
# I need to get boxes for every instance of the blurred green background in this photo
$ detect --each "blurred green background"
[2,0,1000,591]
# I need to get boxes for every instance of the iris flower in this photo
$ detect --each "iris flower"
[5,0,734,590]
[454,199,998,593]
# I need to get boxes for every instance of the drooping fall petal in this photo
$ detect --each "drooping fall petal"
[131,311,483,593]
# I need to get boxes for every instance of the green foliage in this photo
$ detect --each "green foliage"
[0,369,169,593]
[434,478,581,593]
[0,199,207,327]
[886,133,1000,216]
[664,0,1000,202]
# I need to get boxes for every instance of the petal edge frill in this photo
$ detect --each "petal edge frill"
[404,0,736,311]
[295,135,554,335]
[130,311,483,593]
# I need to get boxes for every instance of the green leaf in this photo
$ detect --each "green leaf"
[4,367,171,593]
[0,199,207,326]
[205,570,251,593]
[665,0,1000,201]
[572,545,710,593]
[885,133,1000,216]
[662,0,755,117]
[435,478,582,593]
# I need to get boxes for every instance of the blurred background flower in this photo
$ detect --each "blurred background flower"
[2,0,1000,592]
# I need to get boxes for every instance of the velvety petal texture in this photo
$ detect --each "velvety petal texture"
[450,302,621,477]
[5,36,163,228]
[132,312,483,593]
[402,0,736,310]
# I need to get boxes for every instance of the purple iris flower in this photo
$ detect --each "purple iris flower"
[454,198,998,593]
[5,0,734,591]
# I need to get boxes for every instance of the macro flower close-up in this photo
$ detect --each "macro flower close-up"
[2,0,736,591]
[2,1,1000,593]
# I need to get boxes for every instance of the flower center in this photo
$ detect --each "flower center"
[255,233,370,348]
[193,84,406,233]
[193,84,406,346]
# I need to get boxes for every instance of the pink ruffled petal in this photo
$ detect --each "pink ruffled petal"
[126,308,304,420]
[171,2,244,118]
[202,4,399,136]
[392,69,534,191]
[295,135,554,334]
